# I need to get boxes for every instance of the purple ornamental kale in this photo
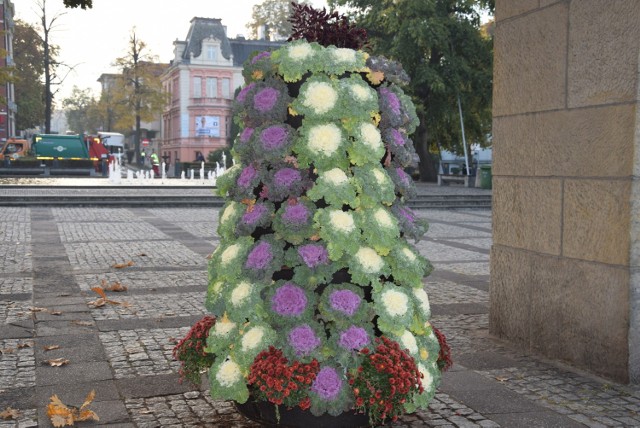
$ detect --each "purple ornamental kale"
[240,127,254,143]
[282,203,309,224]
[380,87,401,115]
[241,203,268,225]
[338,325,369,350]
[260,126,288,150]
[396,167,411,186]
[297,244,329,268]
[271,283,307,316]
[391,129,405,146]
[274,168,302,187]
[329,289,361,316]
[311,367,342,400]
[253,87,279,112]
[251,51,271,64]
[245,241,273,270]
[237,165,257,188]
[288,324,321,356]
[237,83,256,103]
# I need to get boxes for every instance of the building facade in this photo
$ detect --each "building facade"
[0,0,16,141]
[160,17,282,166]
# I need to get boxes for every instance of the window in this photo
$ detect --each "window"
[222,78,231,99]
[207,46,217,61]
[193,77,202,98]
[206,78,217,98]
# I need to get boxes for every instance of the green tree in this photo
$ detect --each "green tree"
[329,0,493,181]
[62,86,102,134]
[63,0,92,8]
[14,20,45,132]
[112,30,166,165]
[247,0,310,40]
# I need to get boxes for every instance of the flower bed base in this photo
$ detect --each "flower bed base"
[235,399,370,428]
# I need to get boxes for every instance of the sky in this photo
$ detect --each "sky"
[15,0,329,101]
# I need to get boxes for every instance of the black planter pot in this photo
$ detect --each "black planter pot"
[235,399,370,428]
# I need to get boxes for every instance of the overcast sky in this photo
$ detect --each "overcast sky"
[15,0,329,101]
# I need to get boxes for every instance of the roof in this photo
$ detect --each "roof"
[229,38,286,66]
[183,17,232,61]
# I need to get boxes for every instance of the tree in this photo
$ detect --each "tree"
[112,30,166,165]
[63,0,92,8]
[329,0,493,181]
[14,20,45,132]
[36,0,76,133]
[62,86,102,134]
[247,0,310,40]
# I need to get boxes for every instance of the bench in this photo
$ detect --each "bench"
[437,174,470,187]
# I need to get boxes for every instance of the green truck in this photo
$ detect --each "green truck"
[32,134,90,160]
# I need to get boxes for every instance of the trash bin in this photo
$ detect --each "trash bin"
[480,165,492,189]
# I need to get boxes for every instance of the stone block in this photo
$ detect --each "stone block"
[492,177,562,254]
[549,257,630,382]
[495,0,539,21]
[494,2,568,116]
[563,179,631,265]
[492,114,537,176]
[568,0,640,108]
[534,105,636,177]
[489,245,532,347]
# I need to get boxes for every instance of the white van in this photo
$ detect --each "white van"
[98,132,125,163]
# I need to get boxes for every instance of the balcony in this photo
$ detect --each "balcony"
[190,97,232,107]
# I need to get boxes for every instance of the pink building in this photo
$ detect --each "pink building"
[161,17,282,166]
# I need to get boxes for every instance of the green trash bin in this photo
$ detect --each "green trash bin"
[480,165,492,189]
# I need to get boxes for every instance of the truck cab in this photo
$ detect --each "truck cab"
[0,138,30,161]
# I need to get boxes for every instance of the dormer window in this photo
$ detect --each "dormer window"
[207,46,217,61]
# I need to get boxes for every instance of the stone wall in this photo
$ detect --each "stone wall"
[491,0,640,383]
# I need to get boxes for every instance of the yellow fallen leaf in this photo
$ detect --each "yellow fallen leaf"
[44,358,70,367]
[104,281,127,292]
[0,347,15,354]
[112,261,134,269]
[0,407,20,420]
[44,345,61,351]
[17,342,33,349]
[47,391,99,427]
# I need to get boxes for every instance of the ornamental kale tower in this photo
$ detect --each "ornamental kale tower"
[199,5,444,423]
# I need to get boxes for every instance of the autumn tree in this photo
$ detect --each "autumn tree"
[62,86,103,134]
[63,0,92,8]
[112,30,166,165]
[247,0,310,40]
[329,0,493,181]
[14,20,45,132]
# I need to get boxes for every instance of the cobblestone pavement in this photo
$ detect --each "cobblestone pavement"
[0,203,638,427]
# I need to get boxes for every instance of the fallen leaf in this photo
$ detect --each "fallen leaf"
[44,345,61,351]
[30,307,48,312]
[495,376,510,382]
[47,391,99,427]
[0,406,20,420]
[49,311,63,315]
[88,287,128,307]
[112,261,134,269]
[104,281,127,292]
[71,320,93,327]
[44,358,70,367]
[137,253,147,257]
[17,342,33,349]
[0,347,15,355]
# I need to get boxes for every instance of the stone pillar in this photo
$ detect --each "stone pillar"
[491,0,640,383]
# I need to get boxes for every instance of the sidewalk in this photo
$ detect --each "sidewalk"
[0,203,638,427]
